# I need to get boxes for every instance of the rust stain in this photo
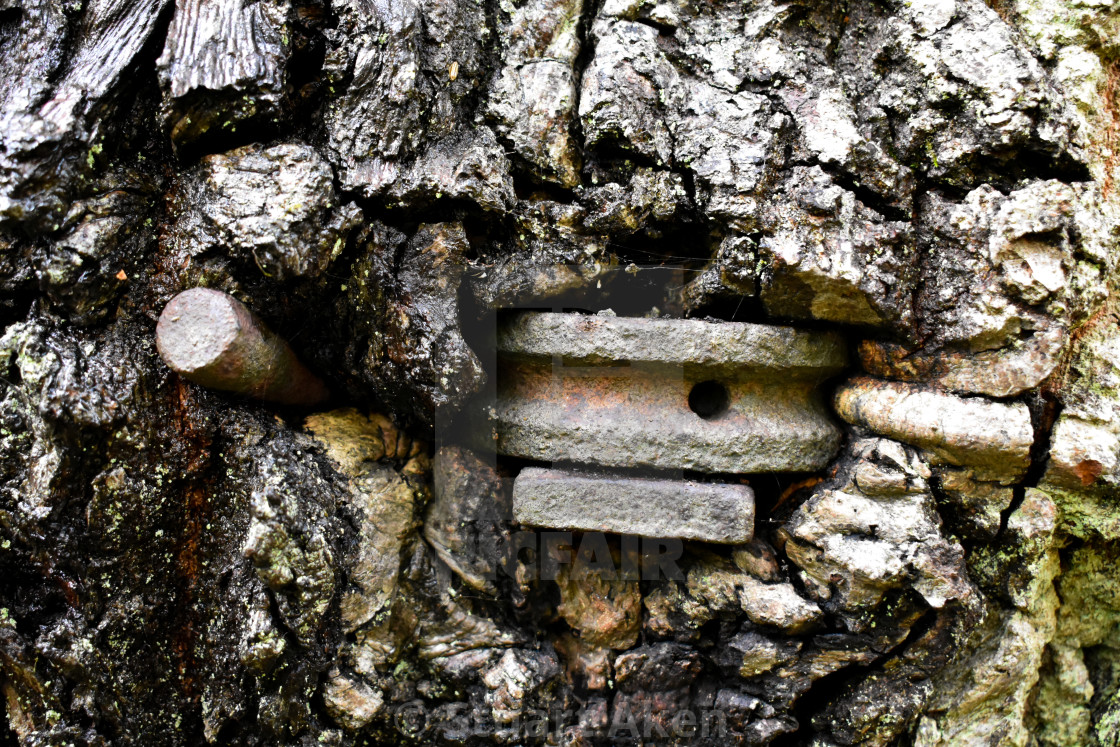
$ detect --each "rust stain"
[167,378,214,699]
[773,476,823,513]
[1073,459,1104,487]
[47,565,80,608]
[1042,301,1118,403]
[986,0,1013,23]
[1103,59,1119,198]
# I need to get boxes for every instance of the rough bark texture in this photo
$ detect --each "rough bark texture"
[2,0,1120,744]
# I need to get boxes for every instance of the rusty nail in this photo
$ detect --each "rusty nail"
[156,287,329,406]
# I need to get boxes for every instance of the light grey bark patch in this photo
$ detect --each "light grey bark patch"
[170,142,360,281]
[781,437,975,624]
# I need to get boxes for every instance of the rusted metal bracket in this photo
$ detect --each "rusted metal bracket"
[496,312,847,542]
[497,312,847,473]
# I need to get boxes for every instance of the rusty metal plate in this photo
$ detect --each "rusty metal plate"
[496,312,847,473]
[513,467,755,543]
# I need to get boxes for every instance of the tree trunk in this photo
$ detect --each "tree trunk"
[1,0,1119,744]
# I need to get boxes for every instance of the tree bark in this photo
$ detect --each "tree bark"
[2,0,1120,744]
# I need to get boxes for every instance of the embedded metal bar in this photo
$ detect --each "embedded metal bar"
[834,377,1034,484]
[513,467,755,543]
[157,287,329,406]
[496,312,847,473]
[498,312,848,373]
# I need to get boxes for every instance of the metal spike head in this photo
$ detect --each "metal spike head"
[157,287,329,406]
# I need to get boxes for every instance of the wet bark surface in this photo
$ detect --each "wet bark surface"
[2,0,1120,744]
